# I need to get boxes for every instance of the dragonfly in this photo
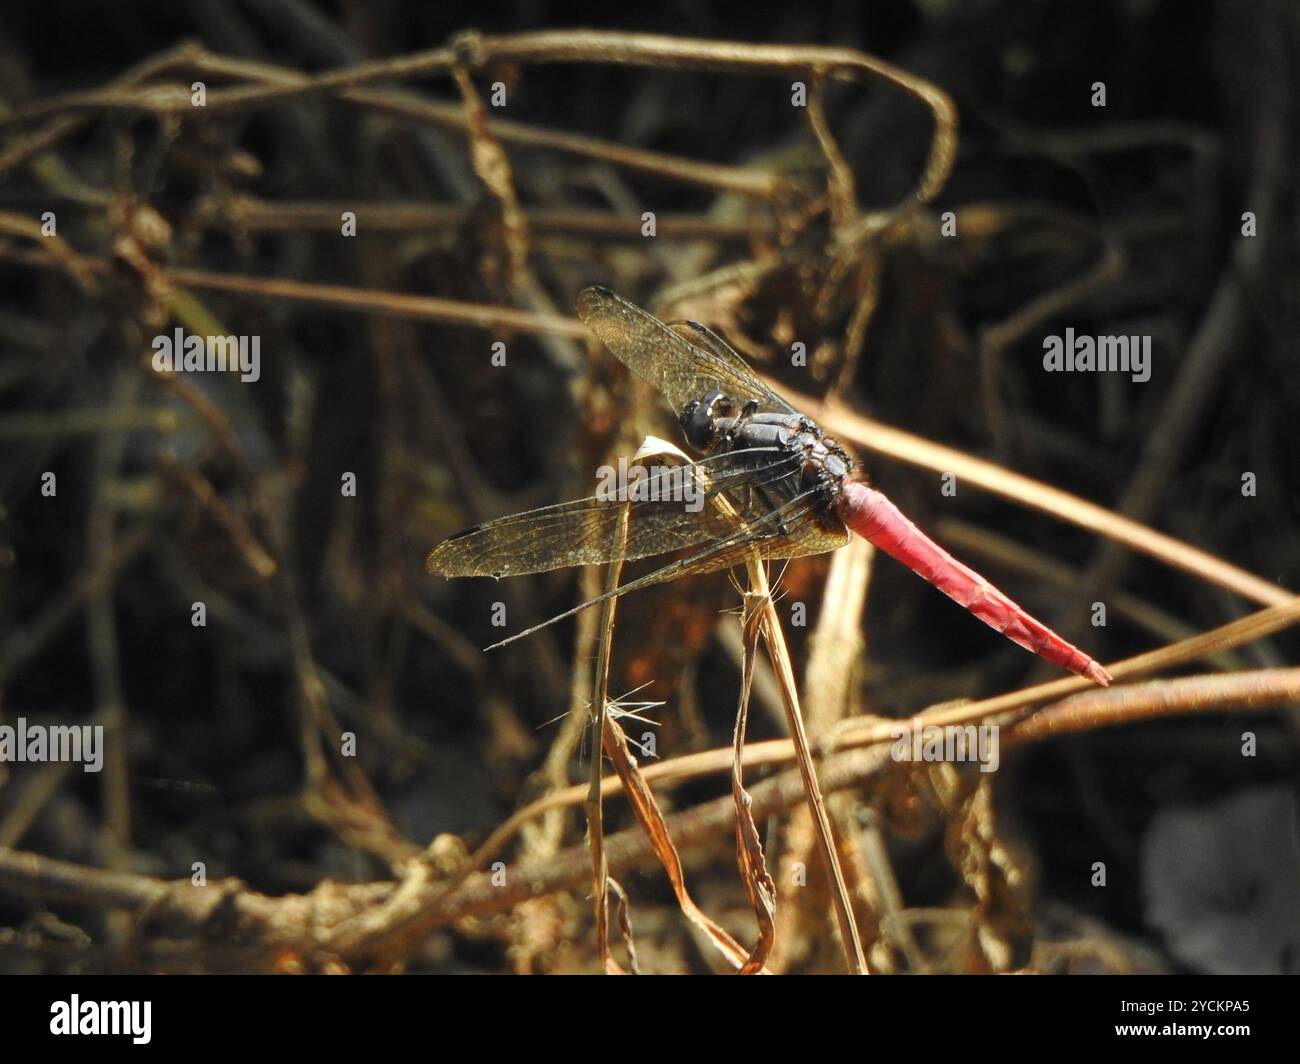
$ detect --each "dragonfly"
[426,287,1112,685]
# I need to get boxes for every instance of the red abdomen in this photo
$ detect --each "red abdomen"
[837,481,1111,685]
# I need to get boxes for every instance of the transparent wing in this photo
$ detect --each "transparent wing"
[426,447,826,579]
[484,488,850,648]
[576,286,799,417]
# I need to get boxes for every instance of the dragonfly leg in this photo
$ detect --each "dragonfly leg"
[752,482,790,536]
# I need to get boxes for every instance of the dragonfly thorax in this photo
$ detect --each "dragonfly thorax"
[680,389,857,526]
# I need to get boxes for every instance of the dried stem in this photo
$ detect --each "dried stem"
[744,558,867,973]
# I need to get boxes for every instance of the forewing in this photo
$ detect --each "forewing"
[576,286,798,417]
[425,448,807,578]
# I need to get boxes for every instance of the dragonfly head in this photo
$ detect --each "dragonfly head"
[680,389,737,451]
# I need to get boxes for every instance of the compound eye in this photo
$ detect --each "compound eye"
[680,399,716,451]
